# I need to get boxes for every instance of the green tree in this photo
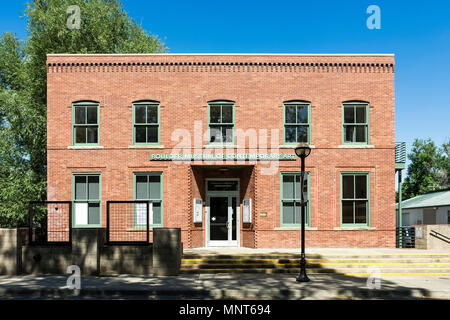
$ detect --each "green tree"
[402,138,449,200]
[0,0,166,227]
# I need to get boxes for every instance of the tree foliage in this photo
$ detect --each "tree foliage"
[0,0,166,227]
[402,138,450,200]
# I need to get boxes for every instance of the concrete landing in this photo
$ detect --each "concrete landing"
[183,247,450,255]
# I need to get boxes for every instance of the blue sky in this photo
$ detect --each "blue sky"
[1,0,449,160]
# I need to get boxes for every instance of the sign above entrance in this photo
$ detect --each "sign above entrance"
[150,153,297,161]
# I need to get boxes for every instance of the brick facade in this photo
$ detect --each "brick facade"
[47,54,396,248]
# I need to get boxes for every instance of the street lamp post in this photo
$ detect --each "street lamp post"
[294,144,311,282]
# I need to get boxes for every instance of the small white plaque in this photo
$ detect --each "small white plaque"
[193,198,203,223]
[243,199,252,223]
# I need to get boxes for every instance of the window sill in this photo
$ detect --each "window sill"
[333,227,376,231]
[126,227,161,232]
[203,144,240,149]
[274,227,318,231]
[68,146,104,150]
[279,145,316,149]
[338,145,374,149]
[128,145,165,149]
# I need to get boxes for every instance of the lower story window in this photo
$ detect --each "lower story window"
[72,173,101,227]
[341,172,370,226]
[281,172,310,226]
[134,172,163,226]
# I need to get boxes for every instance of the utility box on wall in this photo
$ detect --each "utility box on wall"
[243,199,252,223]
[193,198,203,223]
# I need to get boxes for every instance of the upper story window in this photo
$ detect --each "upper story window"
[133,101,160,145]
[342,101,369,144]
[72,101,99,145]
[283,101,311,144]
[208,101,235,144]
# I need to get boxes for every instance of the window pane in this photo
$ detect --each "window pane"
[294,202,308,225]
[86,107,97,124]
[222,105,233,123]
[344,107,354,123]
[75,176,87,200]
[295,201,301,224]
[147,126,158,143]
[152,202,161,225]
[75,126,87,144]
[222,125,233,143]
[285,125,296,143]
[210,105,221,123]
[88,176,99,200]
[356,107,366,123]
[282,202,294,224]
[136,176,147,199]
[88,203,100,225]
[135,126,146,143]
[344,126,355,143]
[295,175,301,199]
[75,107,86,124]
[355,126,366,143]
[297,125,308,143]
[342,175,354,199]
[86,127,98,144]
[147,105,158,123]
[282,175,294,199]
[342,201,354,224]
[355,175,367,198]
[210,126,222,143]
[355,201,367,224]
[149,175,161,199]
[285,105,296,123]
[297,106,308,124]
[135,105,146,123]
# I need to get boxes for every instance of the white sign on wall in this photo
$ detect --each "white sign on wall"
[136,202,153,225]
[243,199,252,223]
[193,198,203,223]
[75,202,88,225]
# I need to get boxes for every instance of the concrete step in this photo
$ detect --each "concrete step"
[180,253,450,275]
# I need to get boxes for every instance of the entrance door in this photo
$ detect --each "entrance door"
[206,179,240,247]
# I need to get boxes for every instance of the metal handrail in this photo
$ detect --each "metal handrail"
[430,229,450,242]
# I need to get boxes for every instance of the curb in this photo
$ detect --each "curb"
[0,286,442,300]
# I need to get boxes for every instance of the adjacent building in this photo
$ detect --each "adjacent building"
[47,54,396,248]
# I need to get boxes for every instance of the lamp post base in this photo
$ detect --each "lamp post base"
[296,273,310,282]
[296,255,310,282]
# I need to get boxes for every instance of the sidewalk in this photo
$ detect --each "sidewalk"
[0,273,449,300]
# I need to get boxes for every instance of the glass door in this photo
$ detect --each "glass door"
[206,179,240,247]
[209,197,229,241]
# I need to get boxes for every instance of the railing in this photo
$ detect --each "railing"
[430,229,450,244]
[106,201,151,245]
[396,227,415,248]
[28,201,72,245]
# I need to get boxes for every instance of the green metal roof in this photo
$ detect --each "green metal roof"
[397,188,450,209]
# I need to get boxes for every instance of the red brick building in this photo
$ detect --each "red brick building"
[47,54,396,248]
